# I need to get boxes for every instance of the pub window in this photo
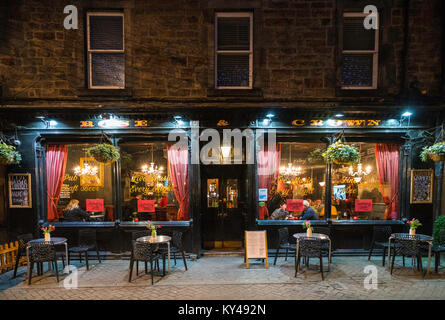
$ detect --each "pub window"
[331,142,400,220]
[46,144,115,222]
[87,12,125,89]
[120,142,189,222]
[341,12,379,89]
[215,12,253,89]
[257,143,327,220]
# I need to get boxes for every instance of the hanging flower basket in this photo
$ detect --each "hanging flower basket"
[322,140,359,165]
[87,143,120,163]
[420,142,445,162]
[0,143,22,165]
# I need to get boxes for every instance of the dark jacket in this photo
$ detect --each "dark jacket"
[300,207,318,220]
[270,208,289,220]
[64,207,90,222]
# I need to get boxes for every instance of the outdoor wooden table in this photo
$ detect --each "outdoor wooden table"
[136,235,171,273]
[26,237,69,279]
[293,233,332,271]
[387,233,433,276]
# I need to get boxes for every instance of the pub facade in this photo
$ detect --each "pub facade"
[0,0,444,256]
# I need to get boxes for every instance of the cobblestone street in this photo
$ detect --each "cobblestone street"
[1,255,445,300]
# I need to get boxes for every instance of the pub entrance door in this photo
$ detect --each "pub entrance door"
[201,165,247,249]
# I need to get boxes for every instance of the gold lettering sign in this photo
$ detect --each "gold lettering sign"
[292,119,382,127]
[135,120,148,127]
[217,120,229,127]
[80,121,94,128]
[292,119,305,126]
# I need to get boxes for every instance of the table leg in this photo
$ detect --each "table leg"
[26,246,30,284]
[295,241,300,274]
[387,239,392,270]
[427,243,432,276]
[328,240,331,272]
[167,242,170,272]
[65,243,69,268]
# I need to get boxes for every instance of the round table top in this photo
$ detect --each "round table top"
[390,233,433,241]
[27,237,67,245]
[136,235,171,244]
[293,233,330,240]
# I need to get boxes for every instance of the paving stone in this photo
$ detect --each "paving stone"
[0,256,445,300]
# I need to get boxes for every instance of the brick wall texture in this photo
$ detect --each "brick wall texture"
[0,0,443,102]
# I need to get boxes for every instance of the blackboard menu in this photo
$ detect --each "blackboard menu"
[410,169,434,204]
[8,173,32,208]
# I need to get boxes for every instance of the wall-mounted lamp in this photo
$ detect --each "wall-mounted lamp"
[174,115,184,126]
[262,113,274,126]
[36,116,57,128]
[400,111,413,127]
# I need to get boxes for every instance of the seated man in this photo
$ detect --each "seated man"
[270,201,290,220]
[300,200,318,220]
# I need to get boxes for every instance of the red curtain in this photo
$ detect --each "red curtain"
[375,144,399,220]
[257,144,281,220]
[46,145,68,221]
[167,144,189,220]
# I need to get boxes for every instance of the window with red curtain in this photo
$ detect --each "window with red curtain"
[119,142,188,222]
[51,144,115,222]
[330,142,399,221]
[260,143,327,221]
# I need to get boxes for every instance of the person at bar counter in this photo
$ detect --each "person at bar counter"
[64,199,90,222]
[300,200,318,220]
[270,201,290,220]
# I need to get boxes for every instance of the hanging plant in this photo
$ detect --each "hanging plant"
[306,148,325,165]
[0,143,22,165]
[420,141,445,162]
[87,143,120,163]
[322,140,359,165]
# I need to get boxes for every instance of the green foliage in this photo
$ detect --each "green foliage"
[306,148,325,165]
[433,216,445,246]
[322,140,360,164]
[0,143,22,165]
[420,142,445,162]
[87,143,120,163]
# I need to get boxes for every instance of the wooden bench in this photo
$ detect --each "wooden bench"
[0,241,27,274]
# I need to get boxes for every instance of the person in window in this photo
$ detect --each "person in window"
[270,201,290,220]
[300,200,318,220]
[159,192,168,207]
[313,199,324,214]
[64,199,90,222]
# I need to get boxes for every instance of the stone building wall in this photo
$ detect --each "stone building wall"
[0,0,442,103]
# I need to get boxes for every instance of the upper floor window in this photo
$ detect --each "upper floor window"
[87,12,125,89]
[215,12,253,89]
[341,12,379,89]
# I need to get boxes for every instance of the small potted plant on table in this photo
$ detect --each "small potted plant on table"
[41,225,55,242]
[302,220,313,237]
[407,219,422,236]
[146,221,162,239]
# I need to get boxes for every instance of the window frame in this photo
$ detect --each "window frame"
[86,12,125,89]
[215,12,253,90]
[341,12,379,90]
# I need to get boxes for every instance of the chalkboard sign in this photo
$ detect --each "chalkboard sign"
[244,230,268,269]
[8,173,32,208]
[410,169,434,204]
